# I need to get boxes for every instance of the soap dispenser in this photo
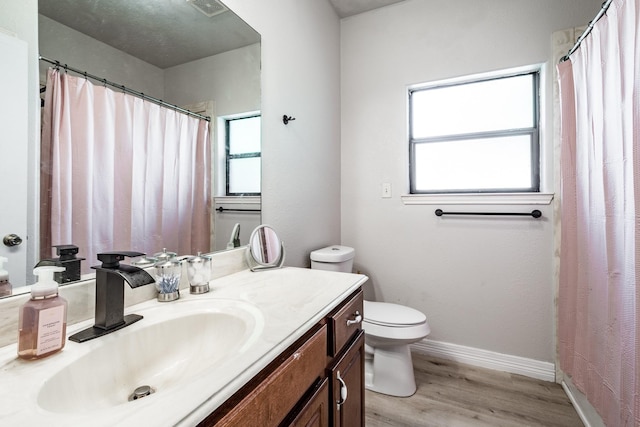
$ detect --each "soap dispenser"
[0,256,11,297]
[18,266,68,360]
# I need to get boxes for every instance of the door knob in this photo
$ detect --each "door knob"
[3,234,22,247]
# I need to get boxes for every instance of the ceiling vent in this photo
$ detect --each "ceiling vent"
[186,0,228,18]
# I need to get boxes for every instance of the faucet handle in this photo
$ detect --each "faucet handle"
[97,251,146,268]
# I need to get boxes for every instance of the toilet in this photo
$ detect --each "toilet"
[310,245,430,397]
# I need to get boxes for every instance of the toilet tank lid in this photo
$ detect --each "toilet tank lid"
[364,301,427,326]
[310,245,355,262]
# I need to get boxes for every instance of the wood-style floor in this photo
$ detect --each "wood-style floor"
[365,353,583,427]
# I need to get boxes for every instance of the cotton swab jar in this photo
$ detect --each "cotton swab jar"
[154,254,181,302]
[186,252,212,294]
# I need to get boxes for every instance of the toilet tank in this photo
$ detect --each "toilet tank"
[310,246,355,273]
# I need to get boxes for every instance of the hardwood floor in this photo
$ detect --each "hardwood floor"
[365,353,583,427]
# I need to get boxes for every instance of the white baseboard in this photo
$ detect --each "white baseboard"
[411,338,556,382]
[561,375,605,427]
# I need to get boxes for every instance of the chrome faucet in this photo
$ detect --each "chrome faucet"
[69,251,155,343]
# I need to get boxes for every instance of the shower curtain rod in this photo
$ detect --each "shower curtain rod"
[39,56,210,122]
[560,0,613,62]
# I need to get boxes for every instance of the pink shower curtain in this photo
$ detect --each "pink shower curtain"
[41,69,210,273]
[558,0,639,425]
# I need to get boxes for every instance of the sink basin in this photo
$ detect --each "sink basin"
[37,299,263,414]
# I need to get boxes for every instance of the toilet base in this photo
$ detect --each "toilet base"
[364,343,417,397]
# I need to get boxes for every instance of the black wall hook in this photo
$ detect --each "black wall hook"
[282,115,296,125]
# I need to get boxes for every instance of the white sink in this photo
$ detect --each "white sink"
[36,298,264,414]
[0,268,366,427]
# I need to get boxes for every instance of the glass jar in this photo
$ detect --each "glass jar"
[154,255,181,302]
[186,252,212,294]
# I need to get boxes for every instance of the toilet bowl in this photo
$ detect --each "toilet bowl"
[310,245,430,397]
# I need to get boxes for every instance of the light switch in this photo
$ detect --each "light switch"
[382,183,392,198]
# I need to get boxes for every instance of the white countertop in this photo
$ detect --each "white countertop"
[0,267,367,426]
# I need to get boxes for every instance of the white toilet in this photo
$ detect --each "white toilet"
[310,245,430,397]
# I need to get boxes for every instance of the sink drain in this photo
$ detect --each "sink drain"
[128,385,155,401]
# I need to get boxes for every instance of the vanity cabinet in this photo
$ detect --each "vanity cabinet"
[198,288,364,427]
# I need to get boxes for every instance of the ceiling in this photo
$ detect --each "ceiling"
[38,0,261,69]
[38,0,405,69]
[328,0,405,18]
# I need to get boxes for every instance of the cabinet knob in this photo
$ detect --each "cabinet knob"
[336,370,348,409]
[346,311,362,327]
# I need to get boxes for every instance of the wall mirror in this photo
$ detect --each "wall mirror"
[246,225,285,272]
[0,0,261,297]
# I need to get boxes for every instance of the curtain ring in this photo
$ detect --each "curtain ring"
[83,71,88,80]
[102,78,107,88]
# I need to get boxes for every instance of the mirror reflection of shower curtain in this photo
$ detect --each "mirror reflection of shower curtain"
[40,68,210,273]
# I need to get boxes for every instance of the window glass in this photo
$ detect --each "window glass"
[229,116,261,154]
[228,157,261,194]
[409,70,539,193]
[226,115,261,195]
[414,135,533,192]
[411,74,535,139]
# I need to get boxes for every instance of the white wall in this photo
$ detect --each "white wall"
[38,15,165,99]
[164,43,261,117]
[222,0,342,267]
[340,0,602,363]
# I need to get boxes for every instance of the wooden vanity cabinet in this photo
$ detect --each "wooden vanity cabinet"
[198,288,364,427]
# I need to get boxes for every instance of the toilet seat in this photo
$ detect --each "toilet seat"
[364,301,426,327]
[363,319,430,341]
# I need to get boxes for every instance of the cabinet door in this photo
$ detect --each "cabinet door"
[284,378,330,427]
[330,331,365,427]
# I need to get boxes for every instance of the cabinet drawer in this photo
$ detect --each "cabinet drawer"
[328,290,363,357]
[208,325,328,427]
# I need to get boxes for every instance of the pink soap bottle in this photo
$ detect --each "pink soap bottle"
[18,266,68,360]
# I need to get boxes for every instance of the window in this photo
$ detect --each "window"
[409,70,540,194]
[226,115,261,195]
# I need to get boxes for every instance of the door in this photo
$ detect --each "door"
[0,32,29,289]
[330,331,365,427]
[285,378,330,427]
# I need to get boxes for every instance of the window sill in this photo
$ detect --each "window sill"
[214,196,261,205]
[400,193,554,205]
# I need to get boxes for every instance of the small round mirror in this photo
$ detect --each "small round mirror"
[246,225,285,271]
